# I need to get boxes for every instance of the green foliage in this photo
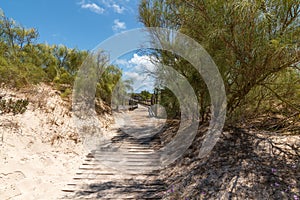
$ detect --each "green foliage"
[54,71,74,85]
[60,88,72,99]
[230,68,300,125]
[0,98,29,115]
[159,87,180,119]
[140,90,152,101]
[139,0,300,123]
[0,10,131,106]
[0,11,88,90]
[96,65,123,103]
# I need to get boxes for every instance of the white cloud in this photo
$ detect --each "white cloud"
[115,54,157,92]
[124,71,143,81]
[112,19,126,32]
[0,8,4,17]
[115,59,129,67]
[79,0,129,15]
[100,0,128,13]
[124,71,154,92]
[129,54,157,73]
[112,3,125,14]
[80,2,105,14]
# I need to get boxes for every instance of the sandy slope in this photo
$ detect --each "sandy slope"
[0,129,84,200]
[0,84,111,200]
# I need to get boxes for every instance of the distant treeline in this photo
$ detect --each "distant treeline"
[0,10,124,105]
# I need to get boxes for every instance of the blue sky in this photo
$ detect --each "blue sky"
[0,0,143,50]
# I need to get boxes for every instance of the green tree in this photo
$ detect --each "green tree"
[97,65,123,103]
[0,10,88,89]
[140,90,152,101]
[139,0,300,122]
[0,10,48,86]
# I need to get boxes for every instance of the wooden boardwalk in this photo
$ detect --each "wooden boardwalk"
[61,105,166,199]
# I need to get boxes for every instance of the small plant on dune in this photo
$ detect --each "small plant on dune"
[0,98,29,115]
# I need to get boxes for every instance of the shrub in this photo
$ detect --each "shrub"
[0,98,29,115]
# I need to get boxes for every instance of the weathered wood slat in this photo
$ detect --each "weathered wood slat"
[61,106,166,199]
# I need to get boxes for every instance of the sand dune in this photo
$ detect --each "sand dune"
[0,84,111,200]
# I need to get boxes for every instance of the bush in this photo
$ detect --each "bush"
[0,98,29,115]
[60,88,72,99]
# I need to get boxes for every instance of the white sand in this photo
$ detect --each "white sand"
[0,129,84,200]
[0,84,111,200]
